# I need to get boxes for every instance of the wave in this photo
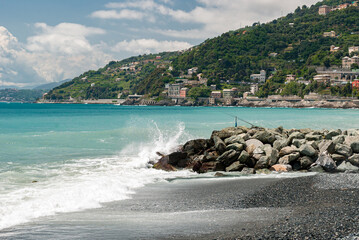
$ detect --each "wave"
[0,122,195,230]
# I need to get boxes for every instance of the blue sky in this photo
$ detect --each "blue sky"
[0,0,319,87]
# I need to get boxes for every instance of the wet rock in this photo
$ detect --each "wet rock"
[299,156,314,169]
[203,151,219,162]
[153,156,177,171]
[237,150,253,166]
[318,141,335,154]
[309,164,325,173]
[279,146,298,157]
[195,161,225,173]
[335,144,353,157]
[241,167,255,174]
[255,156,269,169]
[314,151,337,172]
[299,144,317,157]
[348,154,359,167]
[278,152,300,164]
[225,161,245,172]
[256,169,272,174]
[270,164,292,172]
[337,161,359,172]
[214,172,224,177]
[183,139,208,155]
[167,152,188,167]
[226,143,244,152]
[212,135,226,154]
[217,149,240,166]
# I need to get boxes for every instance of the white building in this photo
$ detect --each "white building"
[349,46,359,55]
[250,70,266,82]
[250,84,259,95]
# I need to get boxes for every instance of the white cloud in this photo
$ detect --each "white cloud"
[114,38,192,54]
[91,9,145,20]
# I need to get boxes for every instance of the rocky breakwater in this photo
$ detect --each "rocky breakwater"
[153,126,359,174]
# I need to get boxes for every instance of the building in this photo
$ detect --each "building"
[342,56,359,69]
[211,91,222,99]
[313,74,331,84]
[168,84,182,98]
[187,67,198,75]
[128,94,143,100]
[353,80,359,89]
[250,70,266,82]
[319,5,331,15]
[250,84,259,95]
[223,88,237,98]
[330,45,340,52]
[349,46,359,55]
[286,75,296,83]
[179,88,189,98]
[210,85,217,90]
[323,31,336,37]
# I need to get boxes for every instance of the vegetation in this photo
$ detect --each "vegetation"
[0,89,46,102]
[44,0,359,101]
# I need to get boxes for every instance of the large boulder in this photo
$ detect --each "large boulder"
[241,167,256,174]
[348,154,359,167]
[314,151,337,172]
[153,156,177,171]
[166,152,188,167]
[270,164,292,172]
[331,154,346,163]
[237,150,254,167]
[264,145,279,166]
[224,135,246,145]
[299,156,314,169]
[255,156,269,169]
[273,138,288,150]
[217,149,240,166]
[325,129,341,140]
[226,143,244,152]
[333,135,345,145]
[292,139,306,148]
[335,144,353,157]
[183,139,208,156]
[246,139,264,155]
[299,144,317,157]
[203,151,219,162]
[278,152,300,164]
[194,161,225,173]
[212,136,226,154]
[318,140,335,154]
[305,134,322,141]
[279,146,298,157]
[252,130,276,144]
[288,132,305,144]
[337,161,359,172]
[225,161,245,172]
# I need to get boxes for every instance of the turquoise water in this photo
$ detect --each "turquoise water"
[1,103,359,230]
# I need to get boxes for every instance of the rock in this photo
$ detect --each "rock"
[350,141,359,153]
[335,143,353,157]
[305,134,322,141]
[195,161,225,173]
[325,129,341,139]
[166,152,188,167]
[292,139,306,148]
[309,164,325,173]
[273,138,288,150]
[183,139,208,155]
[299,144,317,157]
[274,126,284,134]
[278,152,300,164]
[288,132,305,144]
[279,146,298,157]
[245,139,264,154]
[226,143,244,152]
[237,150,254,167]
[337,161,359,172]
[225,161,245,172]
[255,156,269,169]
[348,154,359,167]
[252,130,276,144]
[256,169,272,174]
[318,140,335,154]
[212,135,226,154]
[332,135,345,144]
[203,151,219,162]
[291,161,302,171]
[153,156,177,171]
[224,135,246,145]
[264,146,279,166]
[217,149,240,166]
[214,172,225,177]
[299,156,314,169]
[307,141,319,150]
[314,151,337,172]
[241,167,256,174]
[270,164,292,172]
[331,154,346,162]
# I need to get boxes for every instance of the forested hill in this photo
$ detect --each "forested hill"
[44,0,359,101]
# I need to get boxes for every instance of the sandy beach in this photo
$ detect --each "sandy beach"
[2,172,359,239]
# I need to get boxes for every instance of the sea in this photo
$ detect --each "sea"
[1,103,359,238]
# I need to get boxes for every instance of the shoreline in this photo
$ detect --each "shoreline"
[3,173,359,239]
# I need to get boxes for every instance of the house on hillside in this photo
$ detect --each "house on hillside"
[323,31,336,37]
[250,70,266,82]
[330,45,340,52]
[250,84,259,95]
[349,46,359,55]
[342,56,359,69]
[319,5,331,15]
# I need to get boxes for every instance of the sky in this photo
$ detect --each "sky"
[0,0,320,88]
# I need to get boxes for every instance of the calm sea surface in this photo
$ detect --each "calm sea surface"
[0,103,359,232]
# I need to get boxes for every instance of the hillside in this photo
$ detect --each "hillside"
[44,0,359,102]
